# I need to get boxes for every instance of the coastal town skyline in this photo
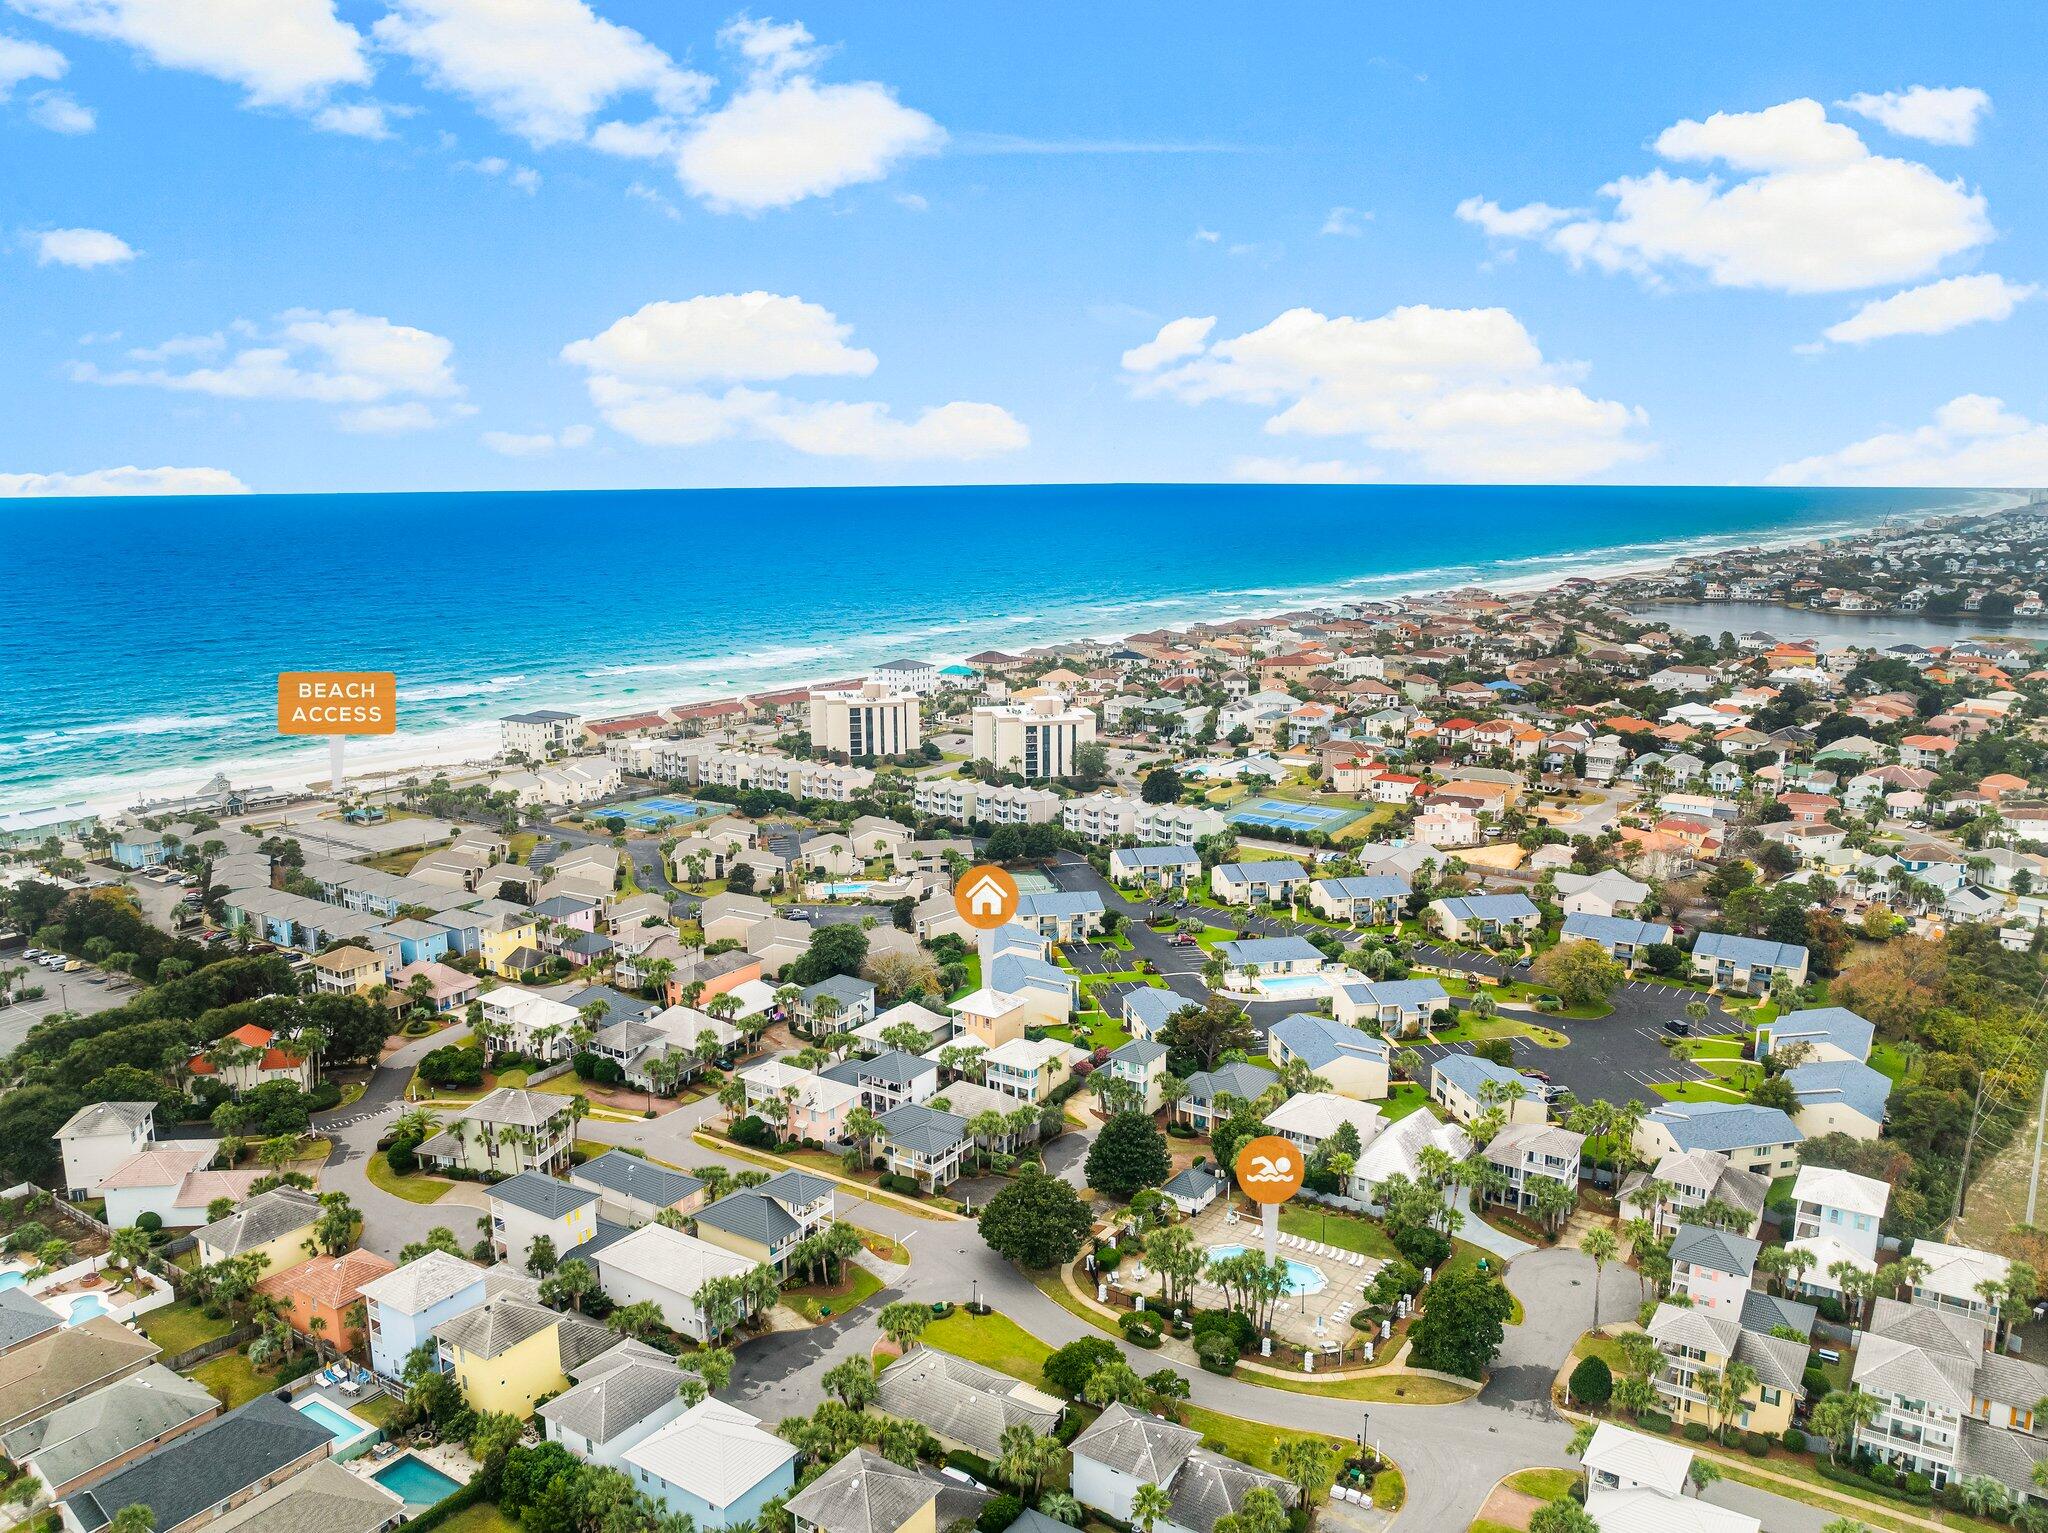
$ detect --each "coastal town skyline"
[6,2,2048,495]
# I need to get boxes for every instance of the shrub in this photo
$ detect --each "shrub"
[1389,1222,1450,1271]
[728,1115,776,1149]
[1195,1332,1240,1374]
[1044,1338,1121,1399]
[1636,1410,1672,1434]
[878,1173,922,1196]
[1801,1366,1829,1399]
[307,1078,342,1111]
[1682,1423,1710,1442]
[1568,1356,1612,1408]
[1906,1473,1932,1497]
[402,1018,434,1037]
[1780,1428,1806,1453]
[1119,1312,1162,1348]
[1190,1308,1257,1354]
[386,1139,419,1176]
[946,1450,994,1480]
[977,1495,1023,1533]
[1742,1432,1769,1458]
[135,1211,162,1234]
[418,1045,485,1089]
[1815,1296,1846,1324]
[1094,1245,1125,1271]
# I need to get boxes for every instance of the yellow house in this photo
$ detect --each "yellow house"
[432,1295,615,1419]
[787,1448,943,1533]
[1646,1303,1802,1436]
[308,945,385,996]
[194,1187,322,1276]
[480,913,542,979]
[946,989,1029,1051]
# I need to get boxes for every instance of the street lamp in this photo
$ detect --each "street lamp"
[1358,1412,1370,1453]
[971,1278,979,1310]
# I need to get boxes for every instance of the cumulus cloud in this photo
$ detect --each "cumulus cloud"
[1121,316,1215,373]
[373,0,706,147]
[460,155,540,192]
[1840,85,1991,146]
[32,226,133,267]
[27,86,88,129]
[75,307,463,429]
[0,463,247,495]
[563,291,1026,461]
[1464,97,1991,294]
[1123,302,1649,482]
[1820,273,2036,346]
[0,31,66,95]
[1771,394,2048,486]
[10,0,370,108]
[675,74,943,212]
[1320,206,1368,237]
[483,424,595,456]
[312,100,404,138]
[1230,455,1376,484]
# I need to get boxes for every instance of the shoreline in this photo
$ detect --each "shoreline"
[2,494,2019,823]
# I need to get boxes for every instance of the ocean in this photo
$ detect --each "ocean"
[0,483,2003,819]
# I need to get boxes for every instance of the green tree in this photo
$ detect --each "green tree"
[1406,1267,1515,1380]
[1130,1482,1174,1533]
[1085,1111,1171,1198]
[1530,941,1624,1008]
[878,1300,931,1353]
[979,1169,1093,1269]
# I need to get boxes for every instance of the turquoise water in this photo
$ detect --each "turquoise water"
[820,881,877,896]
[62,1294,107,1324]
[1206,1244,1328,1295]
[295,1396,370,1441]
[0,485,1994,816]
[1256,974,1333,999]
[0,1272,23,1291]
[371,1454,464,1505]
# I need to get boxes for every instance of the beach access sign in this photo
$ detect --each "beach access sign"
[1234,1134,1305,1205]
[277,672,397,735]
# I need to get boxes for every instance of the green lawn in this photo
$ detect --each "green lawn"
[924,1308,1052,1386]
[1378,1082,1434,1121]
[351,1391,400,1426]
[1181,1402,1351,1479]
[1442,1242,1525,1325]
[137,1299,235,1355]
[1651,1079,1747,1103]
[365,1152,455,1204]
[1279,1203,1398,1259]
[1870,1043,1908,1085]
[191,1351,276,1407]
[785,1264,883,1322]
[1571,1328,1630,1373]
[1506,1468,1578,1501]
[431,1504,521,1533]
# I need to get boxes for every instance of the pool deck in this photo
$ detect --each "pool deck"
[349,1442,478,1504]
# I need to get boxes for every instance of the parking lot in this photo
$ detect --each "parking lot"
[0,959,139,1054]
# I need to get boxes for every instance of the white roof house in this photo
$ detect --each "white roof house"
[1582,1422,1691,1497]
[1911,1240,2012,1309]
[1587,1487,1758,1533]
[1262,1091,1382,1151]
[1791,1165,1890,1219]
[621,1397,799,1515]
[950,989,1029,1027]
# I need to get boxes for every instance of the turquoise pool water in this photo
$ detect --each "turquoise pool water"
[819,880,875,896]
[295,1397,370,1441]
[372,1455,465,1506]
[1205,1244,1328,1295]
[1254,974,1331,999]
[63,1294,107,1324]
[0,1272,24,1290]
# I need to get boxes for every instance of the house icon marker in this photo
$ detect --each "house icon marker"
[954,864,1020,929]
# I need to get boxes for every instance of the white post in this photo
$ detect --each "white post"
[330,737,345,793]
[1262,1201,1279,1265]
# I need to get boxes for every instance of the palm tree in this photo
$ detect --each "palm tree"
[1582,1226,1618,1329]
[1130,1482,1173,1533]
[107,1506,154,1533]
[1039,1493,1084,1526]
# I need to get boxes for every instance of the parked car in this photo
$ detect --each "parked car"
[1663,1017,1693,1037]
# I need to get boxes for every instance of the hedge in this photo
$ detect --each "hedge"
[1814,1458,1934,1505]
[404,1481,489,1533]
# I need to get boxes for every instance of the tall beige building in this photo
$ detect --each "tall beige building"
[971,696,1097,779]
[809,683,921,759]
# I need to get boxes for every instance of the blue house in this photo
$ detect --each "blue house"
[357,1248,492,1382]
[111,831,167,869]
[621,1397,799,1528]
[1691,932,1810,994]
[1560,911,1673,965]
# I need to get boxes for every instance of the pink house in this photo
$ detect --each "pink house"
[739,1059,857,1144]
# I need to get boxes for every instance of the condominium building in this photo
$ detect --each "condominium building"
[809,684,921,759]
[501,710,582,760]
[692,750,875,803]
[971,697,1097,779]
[910,779,1061,825]
[1061,792,1227,843]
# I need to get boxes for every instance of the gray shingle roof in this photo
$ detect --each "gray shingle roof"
[1671,1223,1761,1279]
[694,1191,800,1247]
[0,1288,61,1352]
[536,1357,685,1445]
[1,1364,214,1489]
[785,1448,978,1533]
[876,1102,967,1157]
[491,1170,600,1219]
[195,1187,321,1256]
[204,1456,403,1533]
[1072,1401,1201,1483]
[64,1391,330,1533]
[573,1151,704,1209]
[874,1349,1059,1458]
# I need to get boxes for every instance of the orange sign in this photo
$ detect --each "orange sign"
[277,672,397,736]
[953,864,1021,930]
[1234,1135,1305,1204]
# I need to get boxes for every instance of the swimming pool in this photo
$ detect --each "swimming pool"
[818,880,876,897]
[1253,973,1333,1000]
[62,1294,107,1325]
[294,1396,371,1442]
[1205,1244,1327,1296]
[0,1272,24,1291]
[371,1454,465,1506]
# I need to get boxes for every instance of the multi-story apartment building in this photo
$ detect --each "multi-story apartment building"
[1483,1122,1585,1212]
[1853,1297,2048,1495]
[910,779,1061,825]
[1648,1303,1805,1439]
[501,709,582,759]
[1060,793,1228,843]
[971,697,1097,779]
[809,684,921,759]
[692,750,876,803]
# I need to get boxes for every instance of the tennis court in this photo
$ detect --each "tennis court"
[594,795,723,829]
[1228,798,1364,833]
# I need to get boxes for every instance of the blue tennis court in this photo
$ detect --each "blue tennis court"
[597,795,722,828]
[1228,798,1364,832]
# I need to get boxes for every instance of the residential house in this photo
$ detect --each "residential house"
[185,1022,313,1095]
[57,1393,335,1533]
[571,1151,707,1228]
[1308,875,1409,925]
[821,1050,939,1114]
[1852,1297,2048,1494]
[1176,1062,1276,1133]
[253,1247,394,1353]
[1347,1110,1473,1209]
[1690,933,1810,995]
[1786,1165,1888,1304]
[1558,913,1673,967]
[797,976,878,1037]
[1430,1053,1548,1126]
[1331,976,1448,1038]
[1208,861,1310,907]
[1785,1058,1892,1140]
[620,1398,800,1529]
[1553,869,1653,918]
[1266,1014,1388,1101]
[2,1364,217,1501]
[1427,893,1541,943]
[983,1037,1079,1103]
[1484,1122,1585,1213]
[488,1171,604,1266]
[1634,1101,1802,1180]
[1262,1092,1382,1158]
[691,1171,836,1274]
[195,1187,322,1274]
[0,1320,160,1437]
[1909,1241,2014,1327]
[871,1103,971,1191]
[414,1088,576,1177]
[589,1224,760,1343]
[1099,1039,1171,1113]
[1669,1225,1759,1316]
[537,1339,693,1468]
[358,1251,534,1383]
[433,1293,616,1418]
[786,1447,990,1533]
[1619,1150,1768,1239]
[740,1060,858,1145]
[874,1349,1062,1459]
[1070,1403,1295,1533]
[55,1102,157,1201]
[1646,1302,1804,1439]
[948,989,1032,1051]
[1124,987,1187,1043]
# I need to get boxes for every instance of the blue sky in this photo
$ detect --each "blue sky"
[3,0,2046,495]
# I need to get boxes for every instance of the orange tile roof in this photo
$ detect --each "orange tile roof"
[257,1248,396,1310]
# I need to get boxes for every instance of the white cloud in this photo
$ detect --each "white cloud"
[460,155,541,192]
[625,180,680,220]
[718,15,826,78]
[564,290,1026,461]
[1231,455,1376,484]
[27,86,88,129]
[0,32,65,94]
[1469,98,1992,294]
[1320,206,1368,237]
[1771,394,2048,486]
[1821,273,2036,345]
[372,0,706,146]
[895,191,927,212]
[1125,302,1649,482]
[126,331,223,361]
[32,226,133,267]
[0,463,247,495]
[482,424,594,456]
[313,100,402,138]
[560,292,878,383]
[590,116,677,158]
[10,0,369,106]
[675,71,943,212]
[1121,316,1215,373]
[1840,85,1991,147]
[76,307,462,428]
[1191,227,1220,244]
[1455,197,1576,240]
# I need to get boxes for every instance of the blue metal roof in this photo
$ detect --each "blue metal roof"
[1435,893,1539,922]
[1015,890,1105,918]
[1219,935,1323,965]
[1694,931,1809,968]
[1785,1059,1893,1126]
[1432,1052,1532,1099]
[1213,860,1308,884]
[1270,1013,1387,1070]
[1561,912,1674,948]
[1313,874,1410,900]
[1761,1006,1874,1063]
[1649,1099,1803,1152]
[1112,844,1201,867]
